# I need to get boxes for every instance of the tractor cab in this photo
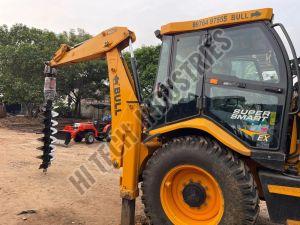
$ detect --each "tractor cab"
[147,8,300,224]
[149,8,299,165]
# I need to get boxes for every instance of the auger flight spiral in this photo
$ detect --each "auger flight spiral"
[37,64,58,172]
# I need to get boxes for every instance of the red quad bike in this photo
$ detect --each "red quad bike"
[56,120,111,145]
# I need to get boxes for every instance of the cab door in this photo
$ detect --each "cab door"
[203,22,288,150]
[166,31,206,123]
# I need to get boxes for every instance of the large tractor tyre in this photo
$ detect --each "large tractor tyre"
[85,132,95,144]
[142,136,259,225]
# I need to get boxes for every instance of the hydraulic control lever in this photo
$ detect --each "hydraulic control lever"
[37,64,58,172]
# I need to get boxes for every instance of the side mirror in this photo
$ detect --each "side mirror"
[154,30,162,40]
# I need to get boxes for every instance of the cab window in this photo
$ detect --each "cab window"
[147,36,172,128]
[208,25,281,84]
[167,32,202,122]
[205,23,287,149]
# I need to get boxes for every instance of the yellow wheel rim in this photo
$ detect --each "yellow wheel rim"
[160,165,224,225]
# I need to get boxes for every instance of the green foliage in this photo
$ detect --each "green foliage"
[0,23,161,117]
[58,60,109,117]
[0,24,61,115]
[54,29,109,117]
[124,45,161,99]
[54,100,71,118]
[0,24,108,117]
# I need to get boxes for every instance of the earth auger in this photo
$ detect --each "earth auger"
[37,66,58,172]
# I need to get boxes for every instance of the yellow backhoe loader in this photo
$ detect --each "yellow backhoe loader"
[39,8,300,225]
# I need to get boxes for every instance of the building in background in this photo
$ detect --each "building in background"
[81,96,110,120]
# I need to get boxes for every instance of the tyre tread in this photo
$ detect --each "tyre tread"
[142,136,259,225]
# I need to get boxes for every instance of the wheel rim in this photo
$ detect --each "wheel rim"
[160,165,224,225]
[88,135,94,142]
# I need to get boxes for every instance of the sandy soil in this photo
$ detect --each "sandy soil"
[0,126,280,225]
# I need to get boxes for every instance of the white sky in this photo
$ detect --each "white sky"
[0,0,299,53]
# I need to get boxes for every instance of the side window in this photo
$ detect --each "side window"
[148,36,172,128]
[205,24,287,149]
[156,37,172,85]
[208,25,281,84]
[231,60,259,81]
[167,33,202,122]
[170,35,200,104]
[212,59,260,81]
[207,86,283,149]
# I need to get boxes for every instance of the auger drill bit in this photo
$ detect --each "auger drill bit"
[38,64,58,172]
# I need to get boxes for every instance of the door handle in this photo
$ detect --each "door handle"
[264,87,283,94]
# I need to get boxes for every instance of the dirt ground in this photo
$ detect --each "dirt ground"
[0,117,280,225]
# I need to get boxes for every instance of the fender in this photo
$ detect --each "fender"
[103,123,111,133]
[149,117,251,156]
[77,122,98,137]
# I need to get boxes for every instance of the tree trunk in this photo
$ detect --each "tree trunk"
[67,95,72,117]
[78,100,81,118]
[74,101,78,117]
[74,97,81,118]
[24,103,33,117]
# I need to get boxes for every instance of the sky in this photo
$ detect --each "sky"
[0,0,299,53]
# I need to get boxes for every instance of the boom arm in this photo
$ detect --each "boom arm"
[49,27,136,67]
[46,27,143,203]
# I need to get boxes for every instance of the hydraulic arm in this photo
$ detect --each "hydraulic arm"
[49,27,136,66]
[40,26,143,225]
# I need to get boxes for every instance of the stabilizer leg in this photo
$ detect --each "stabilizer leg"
[121,198,135,225]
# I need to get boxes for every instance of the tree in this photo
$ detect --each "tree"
[0,24,160,117]
[124,45,160,99]
[0,24,61,116]
[55,29,109,117]
[0,25,108,117]
[57,60,109,117]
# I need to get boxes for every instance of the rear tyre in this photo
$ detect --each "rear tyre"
[85,132,95,144]
[142,136,259,225]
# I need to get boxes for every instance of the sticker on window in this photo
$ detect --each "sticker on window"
[230,109,270,122]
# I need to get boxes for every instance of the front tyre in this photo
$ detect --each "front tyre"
[85,132,95,144]
[142,136,259,225]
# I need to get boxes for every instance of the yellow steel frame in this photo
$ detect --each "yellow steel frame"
[50,27,142,199]
[287,219,300,225]
[50,27,136,66]
[268,184,300,198]
[160,8,273,35]
[149,118,251,156]
[106,48,142,199]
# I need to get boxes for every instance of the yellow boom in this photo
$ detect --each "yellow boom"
[50,27,136,66]
[48,27,143,221]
